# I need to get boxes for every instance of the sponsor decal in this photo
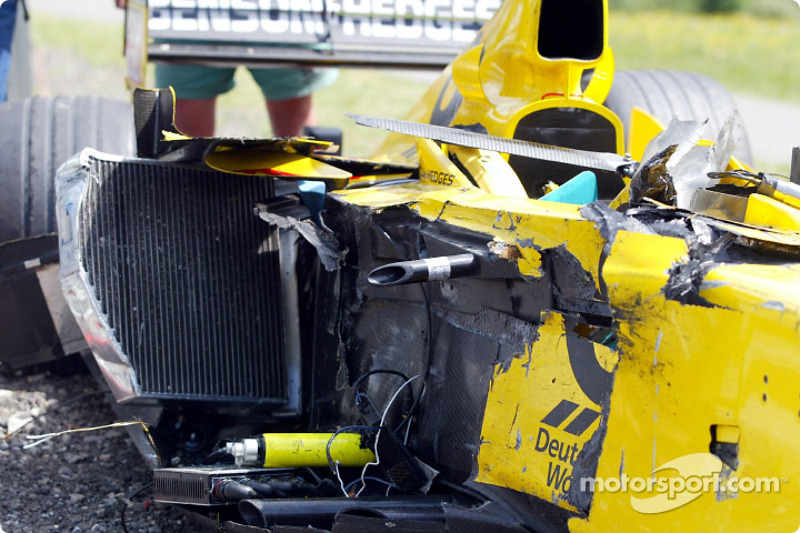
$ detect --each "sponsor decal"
[148,0,500,44]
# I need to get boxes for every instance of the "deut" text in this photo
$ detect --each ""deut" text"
[535,426,581,493]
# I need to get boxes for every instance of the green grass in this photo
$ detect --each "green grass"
[216,68,430,156]
[609,11,800,102]
[27,14,428,156]
[29,16,127,69]
[611,0,800,17]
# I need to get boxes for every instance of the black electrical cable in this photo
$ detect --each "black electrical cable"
[214,480,259,501]
[205,446,234,464]
[352,370,411,398]
[354,391,383,427]
[353,370,425,438]
[347,231,436,493]
[120,482,154,533]
[371,230,436,435]
[393,380,426,437]
[303,466,323,485]
[243,479,288,498]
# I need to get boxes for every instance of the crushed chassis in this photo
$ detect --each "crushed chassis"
[2,0,800,531]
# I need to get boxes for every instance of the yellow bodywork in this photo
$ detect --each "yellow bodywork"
[334,139,800,529]
[203,0,800,528]
[477,311,618,514]
[371,0,623,168]
[328,3,800,517]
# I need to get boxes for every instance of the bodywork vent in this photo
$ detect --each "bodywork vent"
[58,151,287,407]
[508,107,621,198]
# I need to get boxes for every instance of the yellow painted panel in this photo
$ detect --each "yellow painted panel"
[628,107,664,162]
[567,231,800,532]
[744,193,800,231]
[477,311,618,514]
[205,149,350,179]
[447,145,528,199]
[417,138,473,189]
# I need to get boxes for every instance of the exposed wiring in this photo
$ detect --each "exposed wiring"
[345,476,399,493]
[365,229,435,438]
[303,466,323,485]
[354,370,426,444]
[3,389,110,441]
[352,369,411,400]
[394,380,427,444]
[24,420,149,449]
[205,446,233,464]
[402,411,414,446]
[355,375,422,498]
[325,425,380,497]
[120,482,154,533]
[354,392,381,424]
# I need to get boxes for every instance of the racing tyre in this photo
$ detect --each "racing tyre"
[0,96,135,372]
[604,69,753,164]
[0,95,136,242]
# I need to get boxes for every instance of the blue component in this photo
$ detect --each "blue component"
[298,180,326,223]
[540,171,598,205]
[0,0,18,103]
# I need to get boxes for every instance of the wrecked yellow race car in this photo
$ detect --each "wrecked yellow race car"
[43,0,800,531]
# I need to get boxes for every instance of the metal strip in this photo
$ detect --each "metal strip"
[346,113,631,172]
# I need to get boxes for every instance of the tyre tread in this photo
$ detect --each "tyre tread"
[0,96,135,242]
[604,69,752,163]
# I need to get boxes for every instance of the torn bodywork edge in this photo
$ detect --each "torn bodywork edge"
[57,149,141,403]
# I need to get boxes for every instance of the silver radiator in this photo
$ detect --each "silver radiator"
[57,150,290,410]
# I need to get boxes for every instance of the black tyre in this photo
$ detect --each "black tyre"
[0,96,136,242]
[604,69,752,164]
[0,96,135,370]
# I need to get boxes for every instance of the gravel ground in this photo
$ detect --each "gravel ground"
[0,365,189,533]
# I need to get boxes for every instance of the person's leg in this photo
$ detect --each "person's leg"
[174,98,216,138]
[154,63,235,137]
[251,67,338,137]
[0,0,18,103]
[266,95,314,137]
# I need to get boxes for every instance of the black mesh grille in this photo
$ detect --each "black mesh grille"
[153,470,208,505]
[79,157,286,403]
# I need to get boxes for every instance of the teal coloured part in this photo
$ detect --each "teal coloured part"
[298,180,327,223]
[539,171,598,205]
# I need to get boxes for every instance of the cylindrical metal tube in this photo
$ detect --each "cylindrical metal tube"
[761,175,800,210]
[261,433,375,468]
[368,253,477,286]
[239,496,449,528]
[227,433,375,467]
